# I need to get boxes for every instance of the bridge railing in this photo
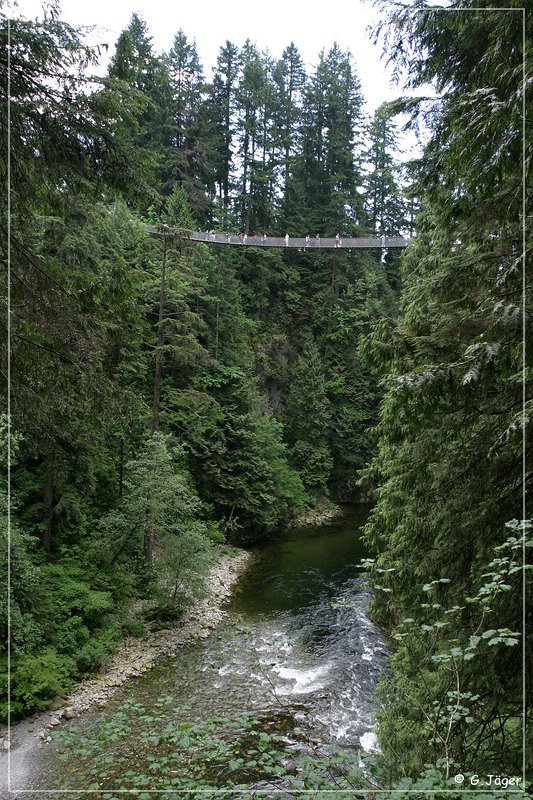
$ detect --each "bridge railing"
[145,226,408,249]
[190,232,409,249]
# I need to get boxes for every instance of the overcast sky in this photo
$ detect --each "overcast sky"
[11,0,436,156]
[13,0,411,106]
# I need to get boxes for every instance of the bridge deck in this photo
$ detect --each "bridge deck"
[146,226,409,249]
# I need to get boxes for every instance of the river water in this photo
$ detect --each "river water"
[16,506,388,795]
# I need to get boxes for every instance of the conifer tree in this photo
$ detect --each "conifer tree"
[363,1,531,777]
[165,31,212,218]
[208,41,240,217]
[272,43,306,224]
[108,14,173,204]
[363,103,405,236]
[235,41,269,232]
[295,44,365,235]
[286,336,333,492]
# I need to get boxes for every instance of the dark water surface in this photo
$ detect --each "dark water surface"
[23,506,388,792]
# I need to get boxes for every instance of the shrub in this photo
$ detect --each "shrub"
[0,649,73,720]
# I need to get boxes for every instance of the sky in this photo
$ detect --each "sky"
[13,0,408,107]
[11,0,436,157]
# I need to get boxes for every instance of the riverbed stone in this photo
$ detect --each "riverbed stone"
[288,501,343,528]
[47,697,66,711]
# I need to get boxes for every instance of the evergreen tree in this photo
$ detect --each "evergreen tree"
[363,103,405,236]
[165,31,212,218]
[286,336,333,493]
[108,14,174,206]
[363,0,531,777]
[276,44,306,200]
[208,41,240,218]
[235,41,270,232]
[294,44,365,235]
[182,246,308,539]
[363,102,407,293]
[99,433,215,616]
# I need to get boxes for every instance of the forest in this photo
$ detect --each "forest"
[1,0,531,795]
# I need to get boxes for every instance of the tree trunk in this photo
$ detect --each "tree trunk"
[41,458,54,552]
[118,437,124,498]
[151,233,168,436]
[245,127,256,234]
[146,232,169,573]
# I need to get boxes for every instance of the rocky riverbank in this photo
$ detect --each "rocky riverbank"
[0,547,252,794]
[60,547,252,719]
[288,500,344,528]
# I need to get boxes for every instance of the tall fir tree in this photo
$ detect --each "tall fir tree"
[208,40,240,219]
[363,103,406,236]
[362,0,531,778]
[165,31,212,219]
[294,44,365,235]
[107,13,173,204]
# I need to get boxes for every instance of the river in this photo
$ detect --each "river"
[10,506,388,796]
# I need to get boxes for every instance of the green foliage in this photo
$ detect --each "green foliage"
[366,523,531,779]
[285,335,333,492]
[0,497,46,654]
[362,1,531,779]
[293,44,365,235]
[1,649,73,719]
[47,701,371,793]
[48,700,525,796]
[42,562,114,622]
[1,10,148,212]
[363,103,406,237]
[99,432,215,614]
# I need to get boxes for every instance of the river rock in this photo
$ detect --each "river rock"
[48,697,68,711]
[288,501,343,527]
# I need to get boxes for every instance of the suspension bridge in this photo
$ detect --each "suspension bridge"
[146,225,409,250]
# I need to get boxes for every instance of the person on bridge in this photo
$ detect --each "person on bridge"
[335,233,340,247]
[305,234,310,246]
[316,234,320,247]
[285,233,289,247]
[261,233,266,245]
[243,233,248,245]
